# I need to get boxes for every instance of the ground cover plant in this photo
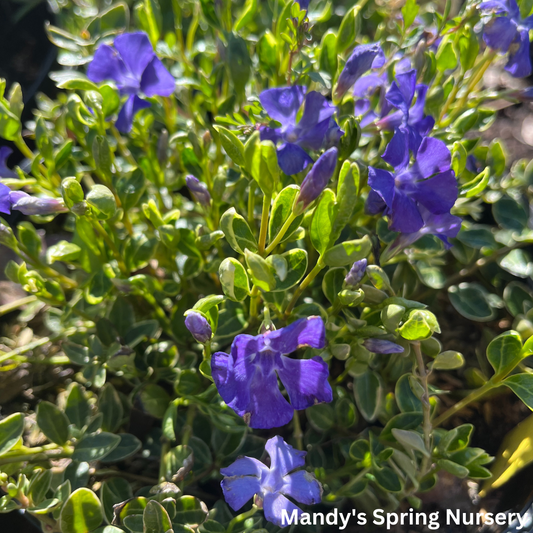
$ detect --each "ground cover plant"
[2,0,533,531]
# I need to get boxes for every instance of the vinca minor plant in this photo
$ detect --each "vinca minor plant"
[1,0,533,531]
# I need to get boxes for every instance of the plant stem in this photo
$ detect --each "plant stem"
[325,467,371,500]
[249,286,261,319]
[258,194,271,255]
[226,505,259,533]
[284,260,325,318]
[432,381,496,427]
[292,410,303,450]
[413,342,432,474]
[264,212,297,256]
[0,295,37,317]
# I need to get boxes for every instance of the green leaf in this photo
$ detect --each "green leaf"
[139,384,171,419]
[268,185,303,244]
[245,250,276,291]
[336,5,359,54]
[323,235,371,267]
[117,169,146,212]
[486,330,522,377]
[173,495,208,527]
[503,374,533,409]
[47,241,81,264]
[436,39,457,71]
[98,383,124,433]
[73,432,121,461]
[381,412,423,441]
[493,196,528,231]
[461,167,490,198]
[319,31,337,77]
[214,126,245,167]
[373,465,402,492]
[234,0,257,32]
[101,478,132,524]
[86,185,117,220]
[306,404,335,431]
[60,488,103,533]
[251,141,279,195]
[437,459,469,478]
[395,374,423,413]
[220,208,258,254]
[458,26,479,72]
[332,161,358,240]
[0,101,21,141]
[101,433,142,463]
[353,370,382,422]
[322,267,346,305]
[51,71,99,91]
[392,428,429,457]
[448,283,497,322]
[0,413,24,455]
[432,350,465,370]
[310,189,336,255]
[399,309,440,341]
[219,258,251,302]
[504,281,533,317]
[402,0,419,28]
[227,33,251,97]
[267,249,307,292]
[92,136,112,180]
[65,383,90,429]
[144,500,173,533]
[499,249,532,278]
[36,401,70,445]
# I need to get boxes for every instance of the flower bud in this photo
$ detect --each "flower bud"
[363,338,404,354]
[294,147,338,214]
[334,43,383,101]
[338,288,364,307]
[0,183,11,214]
[185,311,212,343]
[9,191,68,216]
[345,258,367,287]
[186,175,211,207]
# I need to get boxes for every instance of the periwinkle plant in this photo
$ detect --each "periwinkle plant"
[1,0,533,532]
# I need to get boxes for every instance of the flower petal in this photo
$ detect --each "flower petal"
[140,57,175,97]
[281,470,323,505]
[0,183,12,214]
[506,29,532,78]
[114,32,155,80]
[382,128,409,169]
[411,170,458,215]
[221,476,261,511]
[411,136,451,178]
[265,435,306,476]
[386,70,416,114]
[368,167,395,207]
[296,118,332,151]
[483,16,517,51]
[263,492,303,527]
[276,143,313,175]
[221,457,268,477]
[297,147,338,208]
[353,73,386,97]
[363,338,404,354]
[297,91,336,131]
[263,316,325,355]
[259,86,306,125]
[115,95,151,133]
[365,189,387,215]
[277,355,333,410]
[389,190,424,233]
[259,126,283,144]
[87,44,129,86]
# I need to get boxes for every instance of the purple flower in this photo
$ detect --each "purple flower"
[0,147,17,179]
[368,128,458,233]
[390,206,462,251]
[345,258,367,287]
[297,0,310,9]
[185,311,212,343]
[221,436,322,527]
[295,147,338,212]
[0,188,67,216]
[87,32,175,132]
[259,87,342,175]
[376,70,434,153]
[211,316,332,429]
[335,43,384,100]
[363,338,404,354]
[186,175,211,206]
[479,0,533,77]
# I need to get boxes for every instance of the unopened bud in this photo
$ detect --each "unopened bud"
[184,311,212,343]
[186,175,211,207]
[9,191,68,216]
[345,258,367,287]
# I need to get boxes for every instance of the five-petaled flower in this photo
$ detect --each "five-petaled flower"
[87,32,175,132]
[377,70,434,153]
[221,435,322,526]
[259,86,342,175]
[367,127,458,233]
[479,0,533,77]
[211,316,332,429]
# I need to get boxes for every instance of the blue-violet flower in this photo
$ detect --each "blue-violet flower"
[0,147,17,179]
[185,311,212,344]
[259,86,342,175]
[211,316,332,429]
[186,175,211,206]
[345,258,367,287]
[87,32,175,132]
[0,186,67,216]
[368,127,457,233]
[221,435,322,527]
[363,338,404,354]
